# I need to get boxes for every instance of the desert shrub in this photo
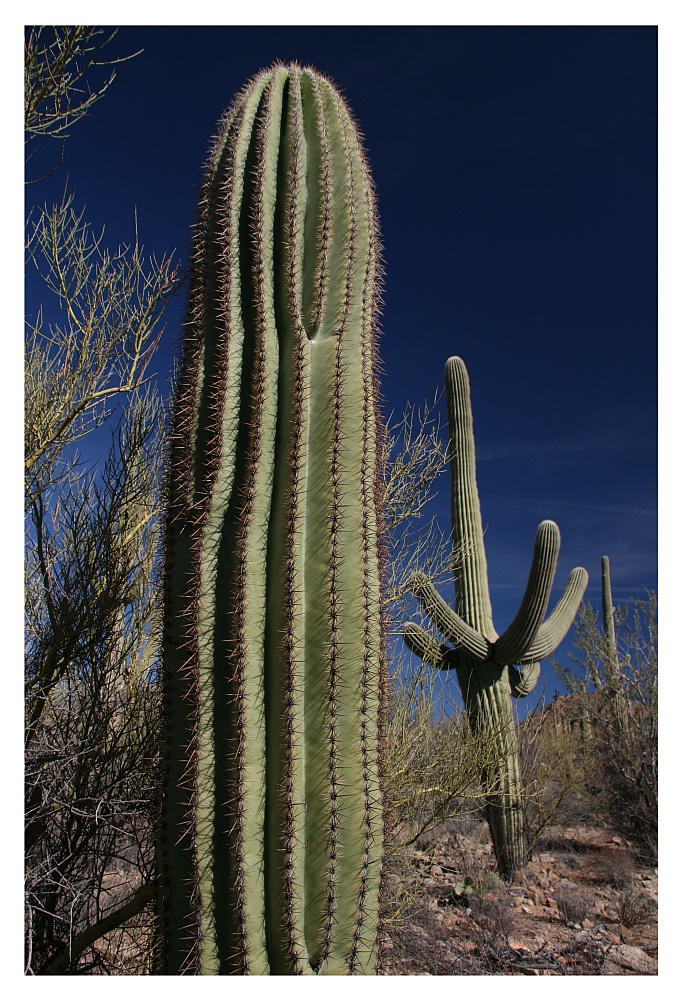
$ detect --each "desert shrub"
[583,848,635,889]
[517,698,599,858]
[383,670,499,851]
[471,893,513,939]
[554,591,657,862]
[468,889,515,969]
[616,885,656,927]
[24,28,177,974]
[555,888,590,926]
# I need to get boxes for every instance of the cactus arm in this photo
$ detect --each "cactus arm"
[403,623,459,671]
[522,566,589,662]
[508,662,542,698]
[444,356,494,635]
[410,572,492,661]
[493,520,560,665]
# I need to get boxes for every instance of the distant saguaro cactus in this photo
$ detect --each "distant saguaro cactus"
[403,357,588,877]
[601,554,626,727]
[157,63,385,975]
[602,556,619,689]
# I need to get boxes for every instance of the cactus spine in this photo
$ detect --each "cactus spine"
[404,357,588,877]
[157,64,384,975]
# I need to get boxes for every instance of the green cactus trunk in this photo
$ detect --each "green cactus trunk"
[456,659,527,875]
[157,64,385,975]
[404,357,588,878]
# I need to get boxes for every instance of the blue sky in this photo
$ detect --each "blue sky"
[23,20,658,701]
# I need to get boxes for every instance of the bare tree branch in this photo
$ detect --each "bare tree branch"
[44,883,155,975]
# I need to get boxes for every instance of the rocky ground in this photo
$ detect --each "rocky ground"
[379,819,657,976]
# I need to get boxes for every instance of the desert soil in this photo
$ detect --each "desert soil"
[379,820,657,976]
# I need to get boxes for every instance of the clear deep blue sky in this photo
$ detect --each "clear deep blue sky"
[25,25,657,699]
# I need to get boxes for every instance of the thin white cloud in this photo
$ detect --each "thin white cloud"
[484,495,656,519]
[476,430,653,462]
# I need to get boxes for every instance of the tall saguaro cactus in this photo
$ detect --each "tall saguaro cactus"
[403,357,588,877]
[157,64,384,975]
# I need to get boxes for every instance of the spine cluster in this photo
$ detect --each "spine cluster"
[158,64,384,974]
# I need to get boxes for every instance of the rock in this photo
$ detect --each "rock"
[430,864,443,876]
[600,930,622,945]
[508,939,531,952]
[408,923,429,939]
[607,944,657,975]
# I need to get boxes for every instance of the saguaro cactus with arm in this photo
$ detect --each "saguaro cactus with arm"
[403,357,588,877]
[157,63,385,975]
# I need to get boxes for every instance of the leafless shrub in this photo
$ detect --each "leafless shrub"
[467,888,516,971]
[583,849,635,889]
[384,679,499,851]
[616,885,656,927]
[471,892,514,940]
[25,394,164,974]
[518,697,599,858]
[25,27,141,183]
[554,590,657,863]
[24,28,178,974]
[557,936,608,975]
[555,888,590,926]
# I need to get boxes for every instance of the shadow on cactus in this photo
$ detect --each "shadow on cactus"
[403,357,588,878]
[157,63,385,974]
